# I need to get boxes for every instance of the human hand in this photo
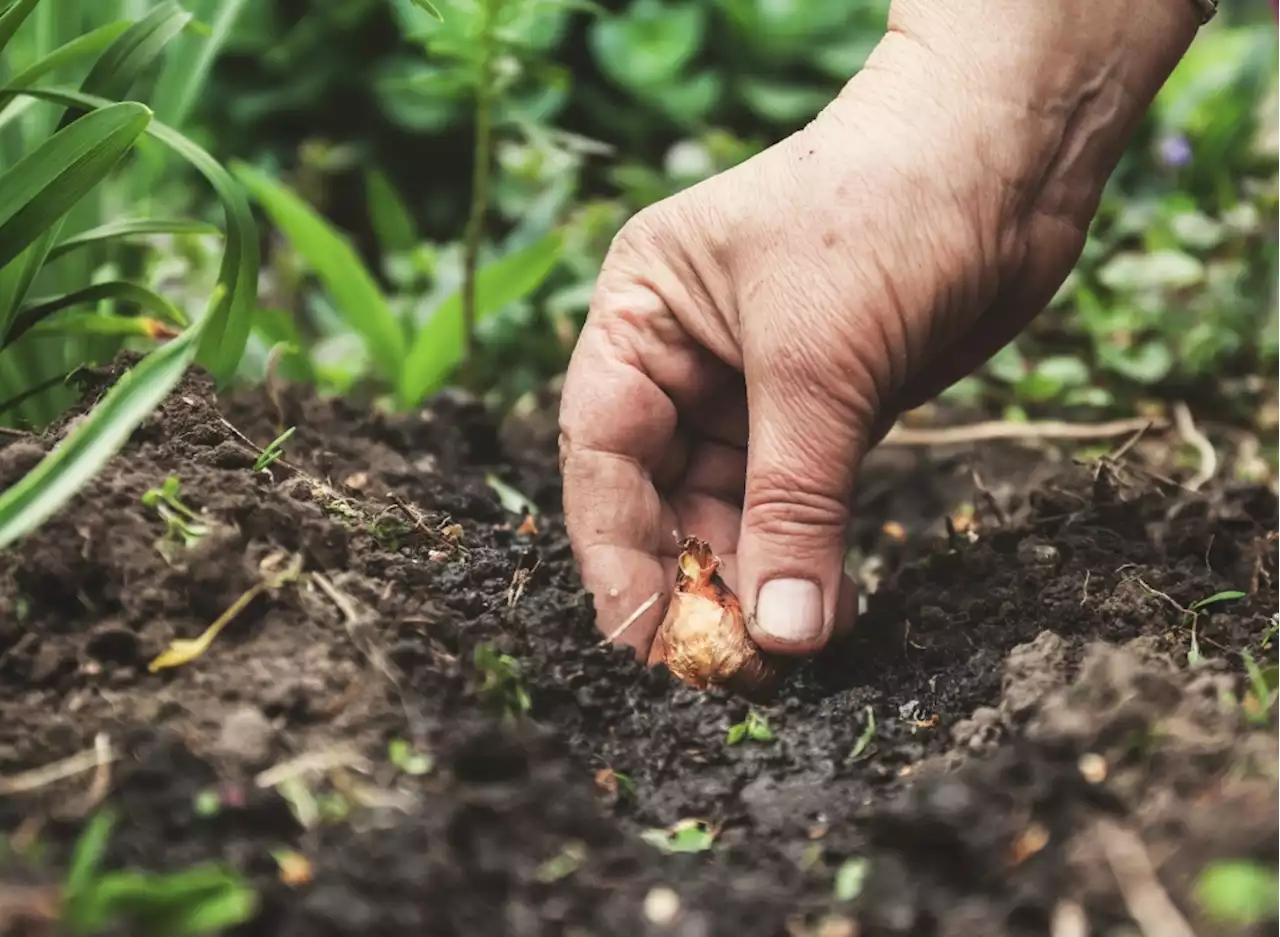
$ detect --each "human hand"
[559,0,1199,666]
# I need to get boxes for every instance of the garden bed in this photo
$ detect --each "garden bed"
[0,359,1276,937]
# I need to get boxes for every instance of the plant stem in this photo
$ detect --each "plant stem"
[460,3,498,384]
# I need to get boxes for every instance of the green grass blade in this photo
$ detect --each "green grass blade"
[7,280,188,348]
[364,166,418,255]
[48,218,221,262]
[21,312,178,341]
[65,809,115,899]
[0,287,221,551]
[233,160,406,383]
[151,0,251,130]
[76,1,191,103]
[0,21,132,122]
[0,100,151,332]
[399,230,564,406]
[19,87,260,383]
[0,0,42,56]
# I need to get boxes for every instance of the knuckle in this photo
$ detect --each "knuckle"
[743,477,848,542]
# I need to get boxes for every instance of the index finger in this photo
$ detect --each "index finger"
[557,278,721,657]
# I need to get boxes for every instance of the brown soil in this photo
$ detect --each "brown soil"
[0,359,1276,937]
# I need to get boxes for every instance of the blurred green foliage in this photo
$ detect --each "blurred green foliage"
[4,0,1276,425]
[185,0,1277,419]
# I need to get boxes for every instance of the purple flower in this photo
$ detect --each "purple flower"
[1157,133,1192,169]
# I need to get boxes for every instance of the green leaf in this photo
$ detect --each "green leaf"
[1097,250,1205,294]
[65,810,115,899]
[0,100,151,335]
[848,706,876,762]
[400,231,564,405]
[738,78,829,124]
[151,0,252,131]
[0,287,221,551]
[8,281,187,348]
[1097,340,1175,385]
[21,312,177,342]
[20,87,259,384]
[0,21,133,123]
[726,723,746,745]
[0,0,41,55]
[640,819,716,854]
[409,0,444,21]
[985,342,1028,384]
[589,0,706,90]
[1194,860,1279,926]
[834,857,869,902]
[364,166,418,255]
[233,160,405,383]
[1189,590,1247,611]
[485,472,535,515]
[48,218,221,262]
[76,1,192,105]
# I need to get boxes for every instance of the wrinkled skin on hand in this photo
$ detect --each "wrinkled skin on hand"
[557,2,1198,668]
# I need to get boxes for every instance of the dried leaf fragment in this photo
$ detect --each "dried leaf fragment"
[656,536,778,699]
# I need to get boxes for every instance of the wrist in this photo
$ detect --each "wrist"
[846,0,1199,229]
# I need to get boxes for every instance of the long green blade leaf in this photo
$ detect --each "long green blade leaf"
[19,87,259,382]
[399,231,564,406]
[22,311,178,341]
[0,0,41,55]
[232,160,406,383]
[152,0,251,130]
[0,101,151,329]
[0,21,132,122]
[7,280,188,349]
[77,1,191,103]
[0,288,221,550]
[48,218,221,262]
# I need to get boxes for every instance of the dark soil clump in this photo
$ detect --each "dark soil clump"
[1,360,1276,937]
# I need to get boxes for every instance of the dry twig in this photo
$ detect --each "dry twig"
[1171,401,1217,492]
[57,732,114,819]
[0,740,118,797]
[881,416,1166,448]
[598,592,662,647]
[1096,818,1197,937]
[1050,900,1089,937]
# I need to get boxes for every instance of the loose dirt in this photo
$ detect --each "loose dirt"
[0,360,1276,937]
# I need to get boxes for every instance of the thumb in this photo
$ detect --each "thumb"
[737,346,874,656]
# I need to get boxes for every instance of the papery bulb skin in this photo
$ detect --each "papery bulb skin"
[656,536,779,700]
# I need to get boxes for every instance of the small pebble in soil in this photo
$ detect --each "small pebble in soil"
[213,705,277,767]
[644,886,681,926]
[1016,539,1061,567]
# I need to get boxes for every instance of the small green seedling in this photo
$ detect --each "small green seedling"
[485,473,536,516]
[474,643,532,719]
[833,857,869,902]
[1259,614,1278,650]
[726,710,774,745]
[1240,648,1278,726]
[535,841,586,883]
[1134,580,1246,669]
[192,790,222,818]
[640,818,718,855]
[253,426,296,472]
[847,706,877,762]
[141,476,210,560]
[388,738,434,776]
[62,810,256,937]
[1194,859,1279,926]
